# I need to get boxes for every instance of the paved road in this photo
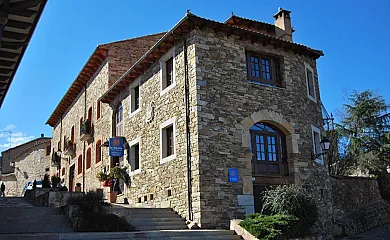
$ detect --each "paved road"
[337,225,390,240]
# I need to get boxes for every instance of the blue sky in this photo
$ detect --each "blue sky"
[0,0,389,151]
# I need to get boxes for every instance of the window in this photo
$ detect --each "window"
[115,103,123,137]
[63,136,66,151]
[71,126,74,144]
[46,145,51,156]
[96,140,101,163]
[305,63,316,102]
[130,78,140,115]
[312,125,323,164]
[250,122,288,175]
[62,167,65,176]
[246,51,281,87]
[160,118,176,163]
[77,155,82,175]
[97,101,101,120]
[160,48,176,93]
[86,148,91,169]
[57,141,61,152]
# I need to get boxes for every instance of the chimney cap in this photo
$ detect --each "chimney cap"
[40,133,44,137]
[274,7,291,19]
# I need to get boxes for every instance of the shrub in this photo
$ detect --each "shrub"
[262,185,318,237]
[239,214,298,240]
[77,211,134,232]
[66,191,105,213]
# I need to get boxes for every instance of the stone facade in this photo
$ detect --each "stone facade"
[0,136,52,196]
[48,10,332,236]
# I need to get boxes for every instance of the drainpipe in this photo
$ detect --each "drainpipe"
[83,85,87,192]
[174,34,193,221]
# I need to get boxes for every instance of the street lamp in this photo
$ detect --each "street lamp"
[9,161,15,168]
[311,138,331,160]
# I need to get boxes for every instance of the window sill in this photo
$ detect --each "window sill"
[308,95,317,103]
[160,154,176,164]
[85,167,92,174]
[247,80,285,90]
[95,161,102,168]
[129,169,141,176]
[129,109,140,118]
[160,82,176,96]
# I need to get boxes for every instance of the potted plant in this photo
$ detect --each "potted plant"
[81,119,91,135]
[96,172,109,182]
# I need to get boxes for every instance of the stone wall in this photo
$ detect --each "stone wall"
[193,26,332,233]
[105,38,200,223]
[331,175,381,222]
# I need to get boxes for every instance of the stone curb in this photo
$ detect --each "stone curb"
[230,219,258,240]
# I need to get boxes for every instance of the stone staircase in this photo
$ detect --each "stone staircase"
[0,197,73,239]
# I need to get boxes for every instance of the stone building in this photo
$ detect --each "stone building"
[0,134,52,196]
[47,8,331,236]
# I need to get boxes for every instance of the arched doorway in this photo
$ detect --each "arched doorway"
[250,122,288,212]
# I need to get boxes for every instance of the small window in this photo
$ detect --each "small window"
[130,143,140,171]
[77,155,83,175]
[246,51,281,87]
[97,101,101,120]
[115,103,123,137]
[150,194,154,200]
[138,197,142,203]
[62,167,65,176]
[46,145,51,156]
[86,148,91,169]
[71,126,75,144]
[45,167,50,172]
[130,79,140,114]
[160,118,176,163]
[144,195,148,202]
[312,125,323,164]
[96,140,102,163]
[305,63,316,102]
[160,48,175,93]
[167,189,172,197]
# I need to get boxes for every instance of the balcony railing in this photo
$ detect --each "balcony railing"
[80,120,93,141]
[63,140,75,157]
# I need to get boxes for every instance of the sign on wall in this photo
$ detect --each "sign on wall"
[228,168,239,183]
[109,137,124,157]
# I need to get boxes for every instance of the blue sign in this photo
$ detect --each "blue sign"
[228,168,239,183]
[109,137,124,157]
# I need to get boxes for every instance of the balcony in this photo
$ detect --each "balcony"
[51,152,61,167]
[63,141,75,157]
[80,120,93,142]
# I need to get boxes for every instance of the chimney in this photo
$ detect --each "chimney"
[274,7,294,41]
[41,133,44,138]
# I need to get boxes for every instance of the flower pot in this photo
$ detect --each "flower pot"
[109,191,117,203]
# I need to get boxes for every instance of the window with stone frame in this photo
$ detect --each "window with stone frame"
[246,51,282,87]
[160,118,176,164]
[130,78,140,115]
[86,147,91,169]
[97,101,101,120]
[311,125,323,164]
[305,63,316,102]
[115,103,123,137]
[129,141,140,173]
[160,48,175,93]
[96,140,101,163]
[250,122,288,175]
[77,155,82,175]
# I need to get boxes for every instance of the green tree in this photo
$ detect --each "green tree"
[335,90,390,174]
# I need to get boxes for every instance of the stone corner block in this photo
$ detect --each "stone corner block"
[237,194,254,206]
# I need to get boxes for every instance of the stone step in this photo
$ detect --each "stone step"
[0,215,69,223]
[130,218,185,226]
[0,226,73,234]
[135,224,189,231]
[57,230,239,239]
[0,207,61,214]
